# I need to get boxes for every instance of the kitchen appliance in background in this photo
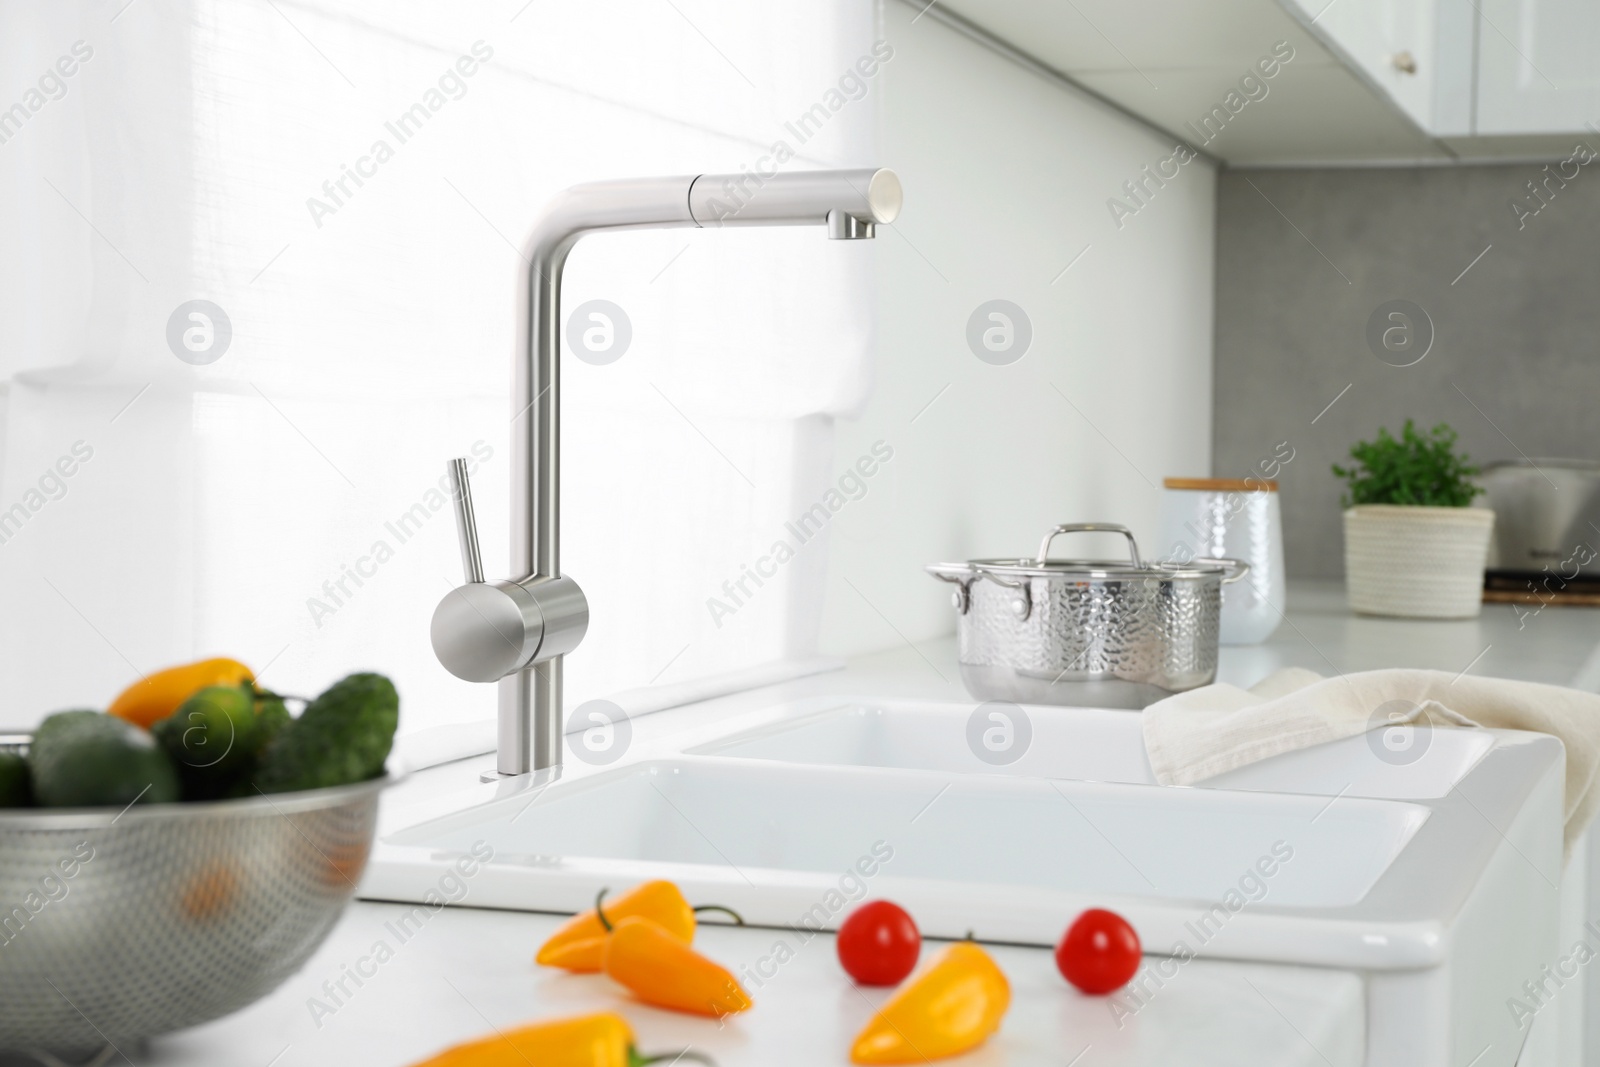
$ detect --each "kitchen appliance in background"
[926,524,1248,709]
[1479,459,1600,577]
[1156,478,1285,645]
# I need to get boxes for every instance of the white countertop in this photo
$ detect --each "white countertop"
[1212,582,1600,694]
[155,904,1364,1067]
[144,583,1600,1067]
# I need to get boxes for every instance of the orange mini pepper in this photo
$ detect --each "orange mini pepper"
[850,941,1011,1064]
[538,882,694,972]
[108,657,254,729]
[537,882,740,973]
[602,916,753,1018]
[406,1011,712,1067]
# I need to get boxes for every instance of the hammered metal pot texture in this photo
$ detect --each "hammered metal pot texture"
[958,573,1222,709]
[0,777,384,1054]
[930,524,1243,710]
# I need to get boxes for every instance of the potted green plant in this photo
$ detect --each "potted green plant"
[1333,420,1493,618]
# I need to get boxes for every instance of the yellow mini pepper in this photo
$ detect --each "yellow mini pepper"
[850,941,1011,1064]
[108,657,254,729]
[406,1011,712,1067]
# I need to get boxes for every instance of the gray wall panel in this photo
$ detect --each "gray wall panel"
[1213,162,1600,577]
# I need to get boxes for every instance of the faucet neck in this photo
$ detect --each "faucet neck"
[507,167,900,581]
[512,177,701,581]
[488,167,900,776]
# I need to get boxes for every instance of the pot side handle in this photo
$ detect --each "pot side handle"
[1191,557,1252,584]
[925,563,977,614]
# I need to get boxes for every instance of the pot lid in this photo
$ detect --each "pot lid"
[926,523,1244,581]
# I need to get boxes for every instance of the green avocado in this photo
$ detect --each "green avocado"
[0,751,32,807]
[30,710,180,808]
[252,672,398,794]
[152,685,260,800]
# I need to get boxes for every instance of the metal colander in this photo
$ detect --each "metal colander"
[0,736,385,1056]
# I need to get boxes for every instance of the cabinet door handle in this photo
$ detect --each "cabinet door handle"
[1391,50,1418,75]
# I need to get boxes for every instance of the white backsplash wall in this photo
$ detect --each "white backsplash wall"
[1,0,1218,726]
[0,1,886,733]
[816,2,1218,658]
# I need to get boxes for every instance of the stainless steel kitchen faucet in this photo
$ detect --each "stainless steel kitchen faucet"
[430,167,903,777]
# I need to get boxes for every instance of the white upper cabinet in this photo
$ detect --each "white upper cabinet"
[927,0,1596,161]
[1284,0,1600,136]
[1474,0,1600,135]
[1279,0,1475,135]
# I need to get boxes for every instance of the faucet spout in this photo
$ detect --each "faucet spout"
[686,168,902,235]
[432,167,902,778]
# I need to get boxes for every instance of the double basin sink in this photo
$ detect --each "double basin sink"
[366,698,1565,1067]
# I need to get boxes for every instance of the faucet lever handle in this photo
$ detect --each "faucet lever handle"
[446,458,485,584]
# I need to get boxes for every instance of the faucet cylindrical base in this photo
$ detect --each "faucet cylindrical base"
[495,658,566,776]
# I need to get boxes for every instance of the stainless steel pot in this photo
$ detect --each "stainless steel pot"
[926,523,1249,710]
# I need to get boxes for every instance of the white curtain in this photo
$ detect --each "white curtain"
[0,0,883,733]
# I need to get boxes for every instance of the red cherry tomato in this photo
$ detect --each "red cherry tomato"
[836,900,921,985]
[1055,908,1141,994]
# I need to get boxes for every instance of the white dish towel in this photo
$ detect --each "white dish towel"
[1143,668,1600,857]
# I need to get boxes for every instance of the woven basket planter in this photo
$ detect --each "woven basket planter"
[1343,505,1495,619]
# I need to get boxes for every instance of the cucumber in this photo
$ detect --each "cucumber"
[0,751,32,807]
[31,710,180,808]
[252,672,398,794]
[253,692,292,752]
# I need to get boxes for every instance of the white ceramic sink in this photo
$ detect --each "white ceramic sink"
[385,758,1424,909]
[370,702,1558,961]
[687,698,1498,800]
[366,696,1565,1067]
